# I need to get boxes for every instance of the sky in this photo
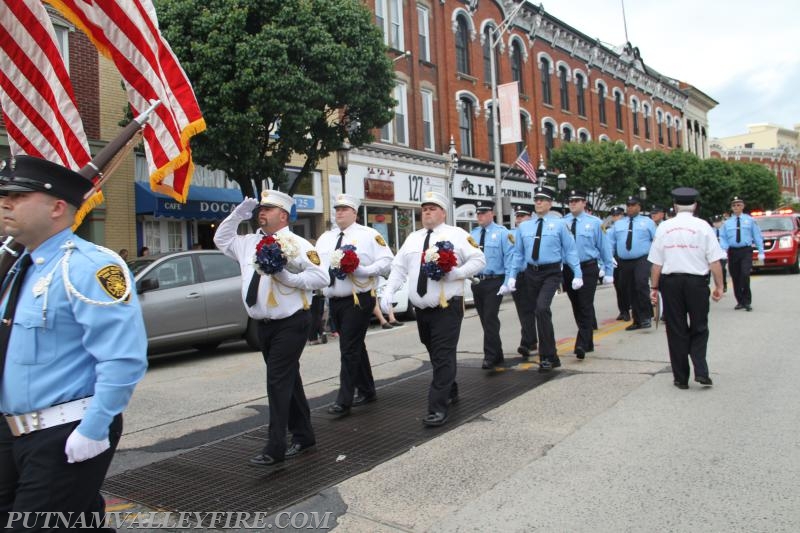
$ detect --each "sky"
[542,0,800,138]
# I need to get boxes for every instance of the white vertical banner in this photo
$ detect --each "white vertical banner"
[498,81,522,145]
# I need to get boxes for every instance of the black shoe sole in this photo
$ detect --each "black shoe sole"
[422,416,448,427]
[285,445,317,459]
[352,395,377,407]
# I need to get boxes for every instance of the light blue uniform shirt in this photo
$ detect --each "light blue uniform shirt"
[718,214,764,252]
[562,212,614,274]
[512,214,581,278]
[607,214,657,260]
[0,229,148,440]
[470,222,517,283]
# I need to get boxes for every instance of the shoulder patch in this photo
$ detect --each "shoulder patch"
[95,265,128,300]
[375,234,387,247]
[467,235,480,249]
[507,233,515,245]
[307,250,321,266]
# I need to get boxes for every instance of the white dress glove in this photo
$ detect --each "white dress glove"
[380,294,394,315]
[231,197,260,220]
[497,284,511,296]
[497,278,516,296]
[272,269,297,286]
[571,278,584,290]
[353,265,370,277]
[598,269,605,279]
[65,429,110,463]
[758,253,766,262]
[603,276,614,285]
[444,267,464,282]
[612,257,618,268]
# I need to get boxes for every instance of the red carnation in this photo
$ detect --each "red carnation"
[438,249,457,272]
[339,249,360,273]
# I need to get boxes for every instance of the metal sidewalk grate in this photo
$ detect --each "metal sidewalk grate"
[103,365,557,514]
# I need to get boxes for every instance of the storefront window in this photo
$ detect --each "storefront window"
[167,221,184,251]
[366,206,396,251]
[397,208,415,249]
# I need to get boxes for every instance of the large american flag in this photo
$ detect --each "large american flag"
[45,0,206,202]
[514,148,538,184]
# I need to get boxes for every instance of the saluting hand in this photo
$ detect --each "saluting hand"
[231,197,260,220]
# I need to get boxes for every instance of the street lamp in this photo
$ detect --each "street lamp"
[488,0,528,225]
[446,136,459,224]
[639,185,647,201]
[337,140,351,193]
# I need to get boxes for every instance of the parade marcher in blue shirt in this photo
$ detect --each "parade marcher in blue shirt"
[0,156,148,530]
[510,206,538,361]
[718,196,764,311]
[562,190,614,359]
[607,195,657,330]
[512,186,582,372]
[711,215,729,292]
[606,206,630,321]
[470,201,517,369]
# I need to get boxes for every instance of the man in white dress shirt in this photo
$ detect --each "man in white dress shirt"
[648,187,725,390]
[381,191,485,427]
[214,190,328,466]
[316,194,393,416]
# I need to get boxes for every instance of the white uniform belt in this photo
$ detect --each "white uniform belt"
[4,397,91,437]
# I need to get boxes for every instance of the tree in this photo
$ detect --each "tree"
[693,158,739,220]
[727,162,782,212]
[548,141,637,211]
[157,0,396,197]
[634,149,701,210]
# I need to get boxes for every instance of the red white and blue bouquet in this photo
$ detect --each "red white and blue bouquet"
[329,244,360,280]
[422,240,457,280]
[253,234,300,276]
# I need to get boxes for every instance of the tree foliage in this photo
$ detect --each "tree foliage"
[157,0,396,196]
[548,142,782,218]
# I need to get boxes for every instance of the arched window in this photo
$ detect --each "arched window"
[597,83,607,124]
[482,26,498,82]
[543,119,556,160]
[455,15,470,74]
[631,98,640,136]
[459,97,474,157]
[540,57,552,105]
[578,128,590,143]
[643,103,651,140]
[511,40,524,93]
[614,90,623,130]
[657,109,664,144]
[558,65,570,111]
[562,124,573,142]
[575,73,586,116]
[666,115,673,147]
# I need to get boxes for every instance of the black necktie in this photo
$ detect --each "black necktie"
[246,232,270,306]
[479,227,486,251]
[736,216,741,243]
[625,216,634,251]
[531,219,543,261]
[417,229,433,297]
[329,231,345,286]
[570,218,577,237]
[0,254,33,382]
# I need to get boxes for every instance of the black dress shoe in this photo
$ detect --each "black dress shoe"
[422,412,448,427]
[625,322,642,331]
[673,380,689,390]
[538,360,552,372]
[575,347,586,360]
[353,393,377,406]
[517,346,530,358]
[640,321,652,329]
[285,442,316,458]
[745,305,752,312]
[447,394,459,406]
[249,453,284,467]
[734,304,744,310]
[481,359,496,369]
[616,313,631,321]
[327,403,351,416]
[552,356,562,368]
[695,376,713,386]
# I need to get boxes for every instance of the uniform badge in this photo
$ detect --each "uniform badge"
[467,235,480,249]
[507,234,515,245]
[306,250,321,265]
[375,234,387,247]
[96,265,128,300]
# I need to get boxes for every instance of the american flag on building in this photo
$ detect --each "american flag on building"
[514,148,538,184]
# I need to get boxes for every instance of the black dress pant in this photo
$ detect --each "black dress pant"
[259,310,315,460]
[511,273,537,349]
[415,298,463,414]
[563,260,600,352]
[728,246,753,306]
[330,292,376,407]
[660,274,711,383]
[473,277,504,364]
[619,256,652,324]
[613,256,629,315]
[307,293,325,341]
[524,265,563,361]
[0,414,122,532]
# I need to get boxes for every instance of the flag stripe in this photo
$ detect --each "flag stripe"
[514,148,538,185]
[0,0,90,169]
[46,0,206,202]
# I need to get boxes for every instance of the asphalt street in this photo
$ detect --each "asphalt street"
[110,272,800,532]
